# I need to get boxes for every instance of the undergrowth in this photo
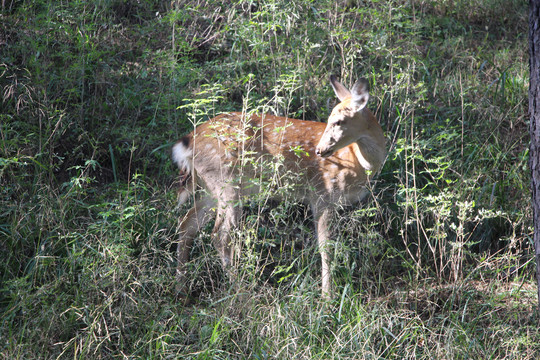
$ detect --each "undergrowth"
[1,0,537,358]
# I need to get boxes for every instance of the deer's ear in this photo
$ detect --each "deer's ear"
[350,78,369,112]
[330,75,351,102]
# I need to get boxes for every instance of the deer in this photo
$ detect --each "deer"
[171,75,387,298]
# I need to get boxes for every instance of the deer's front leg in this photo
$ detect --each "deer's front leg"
[314,206,332,299]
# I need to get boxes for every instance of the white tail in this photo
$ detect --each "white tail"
[172,75,386,297]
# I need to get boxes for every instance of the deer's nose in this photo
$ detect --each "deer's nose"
[315,147,331,158]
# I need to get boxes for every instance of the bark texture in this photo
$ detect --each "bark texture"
[529,0,540,312]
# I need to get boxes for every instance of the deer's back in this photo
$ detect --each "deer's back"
[189,112,371,205]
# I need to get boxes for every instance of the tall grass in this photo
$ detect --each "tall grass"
[1,0,537,358]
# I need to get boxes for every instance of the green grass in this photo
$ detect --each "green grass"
[1,0,538,358]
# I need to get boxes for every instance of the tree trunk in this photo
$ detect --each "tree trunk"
[529,0,540,313]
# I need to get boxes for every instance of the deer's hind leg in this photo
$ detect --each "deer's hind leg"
[176,196,216,294]
[212,201,240,270]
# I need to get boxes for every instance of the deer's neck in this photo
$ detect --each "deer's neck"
[352,134,386,174]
